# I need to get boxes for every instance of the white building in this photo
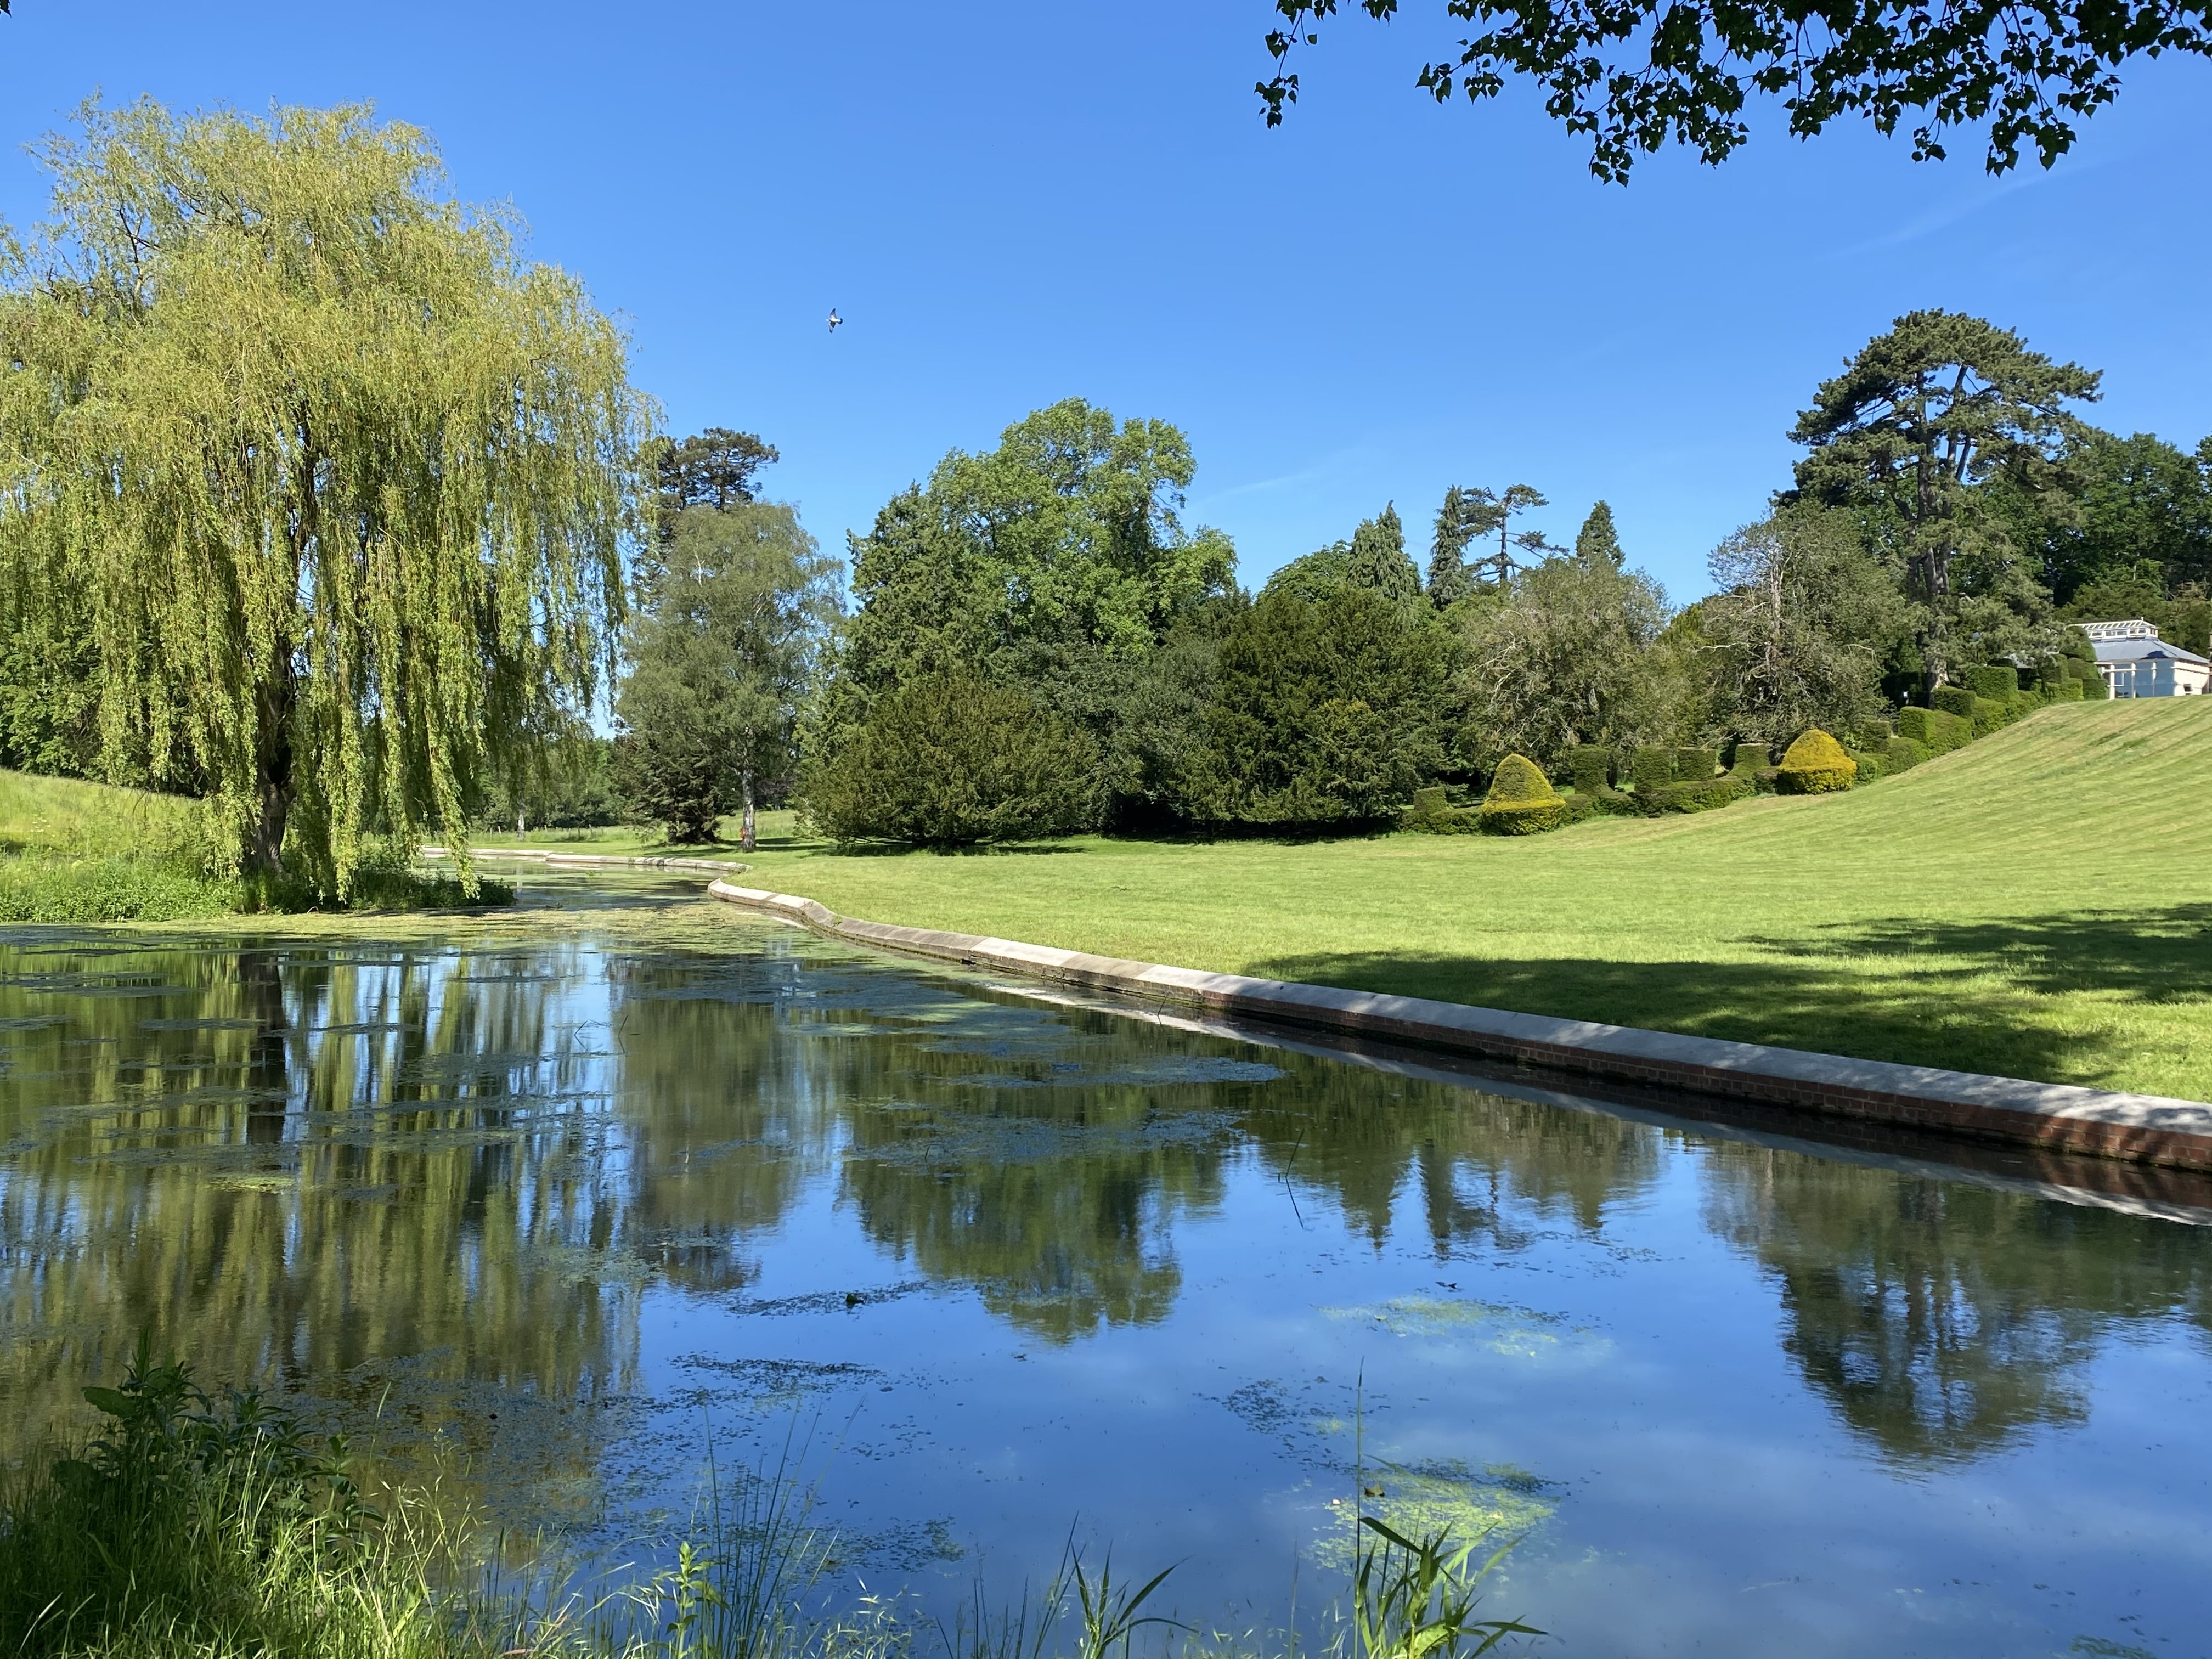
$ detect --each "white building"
[2083,619,2211,697]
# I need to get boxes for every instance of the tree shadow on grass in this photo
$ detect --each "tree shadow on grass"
[1746,904,2212,1003]
[1251,905,2212,1093]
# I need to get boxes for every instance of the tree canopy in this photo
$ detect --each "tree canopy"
[1789,309,2096,685]
[0,99,645,893]
[1256,0,2212,180]
[614,501,839,847]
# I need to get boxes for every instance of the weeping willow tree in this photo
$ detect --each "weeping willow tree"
[0,99,647,894]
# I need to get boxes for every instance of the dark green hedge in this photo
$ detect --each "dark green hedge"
[1630,747,1675,793]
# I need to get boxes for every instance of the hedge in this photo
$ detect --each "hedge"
[1777,727,1858,793]
[1674,747,1719,781]
[1883,735,1929,772]
[1480,753,1573,834]
[1931,685,1977,723]
[1403,784,1480,834]
[1629,747,1676,794]
[1964,664,2019,701]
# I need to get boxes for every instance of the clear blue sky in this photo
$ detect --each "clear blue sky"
[4,2,2208,601]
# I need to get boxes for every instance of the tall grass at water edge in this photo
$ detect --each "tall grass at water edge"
[0,1351,1537,1659]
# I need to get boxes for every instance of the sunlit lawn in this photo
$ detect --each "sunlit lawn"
[589,700,2212,1101]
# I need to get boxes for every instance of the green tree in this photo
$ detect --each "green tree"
[1790,311,2097,687]
[1456,552,1671,769]
[1194,585,1448,825]
[1265,503,1423,605]
[1992,427,2212,605]
[654,428,780,526]
[1574,501,1624,568]
[1255,0,2212,180]
[821,400,1234,820]
[1426,486,1488,607]
[803,674,1100,848]
[0,99,643,894]
[614,504,839,848]
[1699,510,1910,751]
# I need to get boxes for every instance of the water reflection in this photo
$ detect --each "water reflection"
[0,901,2207,1655]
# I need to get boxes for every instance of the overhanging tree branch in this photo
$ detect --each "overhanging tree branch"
[1258,0,2212,179]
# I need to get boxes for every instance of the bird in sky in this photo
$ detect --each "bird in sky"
[826,309,842,334]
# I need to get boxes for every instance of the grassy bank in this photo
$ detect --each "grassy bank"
[648,701,2210,1101]
[0,771,510,921]
[1,1353,1527,1659]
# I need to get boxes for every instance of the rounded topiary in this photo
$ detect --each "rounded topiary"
[1479,753,1571,834]
[1776,728,1858,794]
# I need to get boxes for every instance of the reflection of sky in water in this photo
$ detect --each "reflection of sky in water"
[0,889,2209,1657]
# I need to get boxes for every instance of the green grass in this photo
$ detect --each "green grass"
[712,701,2212,1102]
[0,771,511,921]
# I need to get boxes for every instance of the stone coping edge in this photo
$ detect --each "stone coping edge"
[703,878,2212,1173]
[421,845,752,875]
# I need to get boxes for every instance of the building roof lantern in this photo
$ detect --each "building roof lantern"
[2080,619,2160,641]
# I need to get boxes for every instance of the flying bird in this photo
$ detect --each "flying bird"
[826,308,842,334]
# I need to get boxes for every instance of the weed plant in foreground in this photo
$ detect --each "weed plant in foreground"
[0,1351,1538,1659]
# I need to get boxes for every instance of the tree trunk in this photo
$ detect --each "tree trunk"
[740,767,757,853]
[248,657,297,879]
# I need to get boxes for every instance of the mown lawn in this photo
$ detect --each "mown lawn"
[641,700,2212,1101]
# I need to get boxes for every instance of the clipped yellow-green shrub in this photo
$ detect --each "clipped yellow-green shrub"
[1776,728,1858,794]
[1479,753,1571,834]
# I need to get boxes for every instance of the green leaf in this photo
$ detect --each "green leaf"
[81,1385,132,1417]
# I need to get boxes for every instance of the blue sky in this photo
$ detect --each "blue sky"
[4,2,2208,601]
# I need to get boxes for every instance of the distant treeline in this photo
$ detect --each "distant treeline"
[9,306,2206,853]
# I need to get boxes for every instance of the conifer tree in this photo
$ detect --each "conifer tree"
[1575,501,1625,568]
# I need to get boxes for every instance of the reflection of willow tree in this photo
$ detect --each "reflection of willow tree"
[0,939,637,1490]
[1236,1059,1663,1251]
[1703,1144,2212,1463]
[605,956,841,1295]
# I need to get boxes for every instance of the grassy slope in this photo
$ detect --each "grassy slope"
[0,768,204,859]
[703,701,2212,1100]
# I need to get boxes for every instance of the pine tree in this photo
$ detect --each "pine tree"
[1575,501,1625,568]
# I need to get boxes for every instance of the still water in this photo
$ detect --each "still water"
[1,879,2208,1656]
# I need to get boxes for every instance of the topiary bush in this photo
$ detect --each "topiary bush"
[1629,747,1675,794]
[1479,753,1572,834]
[1965,664,2020,701]
[1931,685,1977,723]
[1403,785,1479,834]
[1673,747,1719,781]
[1654,775,1752,812]
[1883,735,1928,772]
[1566,745,1612,793]
[1728,738,1769,773]
[1969,695,2006,735]
[1776,728,1858,794]
[1566,744,1639,815]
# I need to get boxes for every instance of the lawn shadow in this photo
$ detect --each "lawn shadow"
[1252,904,2212,1094]
[1746,904,2212,1003]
